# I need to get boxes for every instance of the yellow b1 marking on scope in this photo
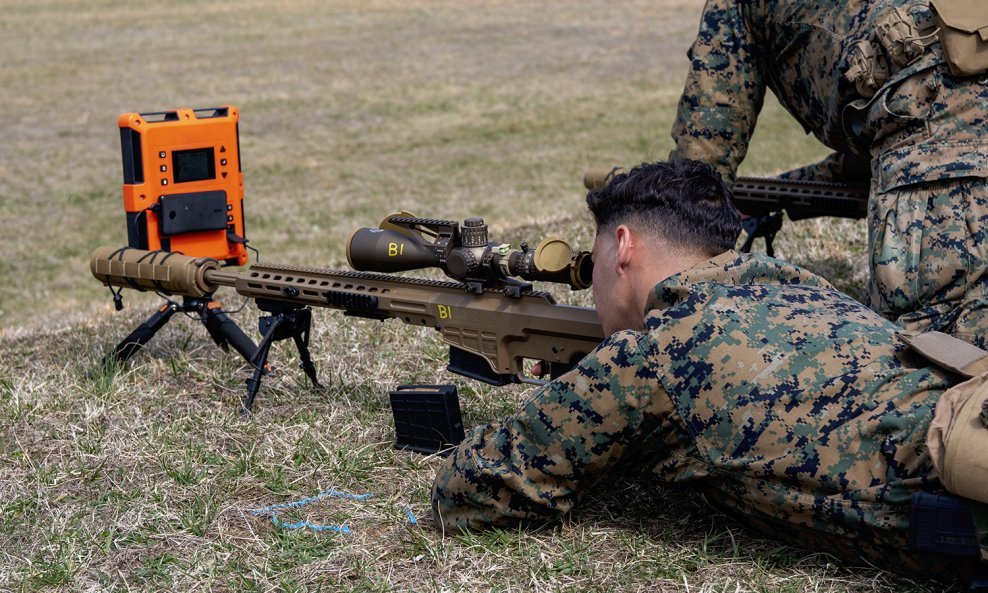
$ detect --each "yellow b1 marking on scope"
[438,305,452,319]
[388,242,405,257]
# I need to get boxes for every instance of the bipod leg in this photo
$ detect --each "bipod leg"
[739,212,783,256]
[195,297,260,365]
[248,300,324,407]
[243,315,284,415]
[110,302,176,364]
[291,308,323,390]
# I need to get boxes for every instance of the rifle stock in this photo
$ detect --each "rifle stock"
[91,246,605,385]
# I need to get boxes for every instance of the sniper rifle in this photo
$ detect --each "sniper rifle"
[91,213,604,411]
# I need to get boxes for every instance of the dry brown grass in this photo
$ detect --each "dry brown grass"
[0,1,948,592]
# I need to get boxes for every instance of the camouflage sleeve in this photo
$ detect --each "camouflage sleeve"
[431,330,676,531]
[670,0,765,185]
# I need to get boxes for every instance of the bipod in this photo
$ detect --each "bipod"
[111,295,258,365]
[243,298,323,414]
[740,212,784,257]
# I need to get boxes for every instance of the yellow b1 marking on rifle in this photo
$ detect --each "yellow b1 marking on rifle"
[388,242,405,257]
[438,305,452,319]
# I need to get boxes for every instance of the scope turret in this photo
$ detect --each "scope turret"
[346,213,592,294]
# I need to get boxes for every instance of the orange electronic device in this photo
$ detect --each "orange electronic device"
[119,106,248,266]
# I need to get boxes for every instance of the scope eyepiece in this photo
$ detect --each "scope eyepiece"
[571,251,593,290]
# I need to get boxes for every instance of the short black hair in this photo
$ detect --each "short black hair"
[586,159,741,256]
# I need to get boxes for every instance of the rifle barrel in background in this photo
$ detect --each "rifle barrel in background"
[582,166,869,221]
[731,177,868,221]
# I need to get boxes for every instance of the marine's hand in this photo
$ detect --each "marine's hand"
[530,361,550,378]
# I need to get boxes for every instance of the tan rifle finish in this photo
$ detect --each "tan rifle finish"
[92,246,605,384]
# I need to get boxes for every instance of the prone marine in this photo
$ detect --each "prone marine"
[431,159,988,580]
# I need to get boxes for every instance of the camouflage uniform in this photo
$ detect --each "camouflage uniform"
[669,0,988,347]
[432,251,969,572]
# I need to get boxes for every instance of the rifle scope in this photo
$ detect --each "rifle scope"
[346,214,593,292]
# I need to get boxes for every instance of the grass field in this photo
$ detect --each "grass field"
[0,1,952,591]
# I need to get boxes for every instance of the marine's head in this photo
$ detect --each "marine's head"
[585,158,741,334]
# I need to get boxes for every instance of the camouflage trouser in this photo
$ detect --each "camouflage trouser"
[868,177,988,349]
[866,64,988,348]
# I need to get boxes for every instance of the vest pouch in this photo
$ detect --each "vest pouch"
[930,0,988,77]
[846,38,889,97]
[941,379,988,506]
[911,330,988,507]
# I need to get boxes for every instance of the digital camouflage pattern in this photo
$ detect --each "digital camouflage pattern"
[669,0,988,348]
[432,251,966,571]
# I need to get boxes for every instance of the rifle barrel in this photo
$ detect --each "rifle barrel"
[732,177,868,220]
[583,166,868,221]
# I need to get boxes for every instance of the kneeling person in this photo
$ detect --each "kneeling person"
[431,159,987,575]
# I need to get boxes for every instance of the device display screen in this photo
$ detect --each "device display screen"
[172,147,215,184]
